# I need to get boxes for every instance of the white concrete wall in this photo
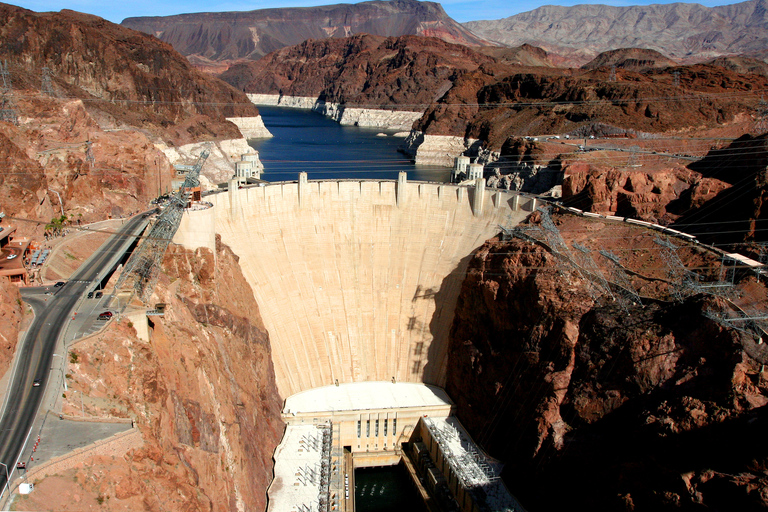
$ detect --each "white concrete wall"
[174,206,216,252]
[198,180,534,398]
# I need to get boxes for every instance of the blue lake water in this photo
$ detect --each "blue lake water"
[249,106,452,183]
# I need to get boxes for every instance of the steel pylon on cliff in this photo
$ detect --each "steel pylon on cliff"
[0,60,18,125]
[599,249,643,311]
[41,67,56,97]
[115,149,209,302]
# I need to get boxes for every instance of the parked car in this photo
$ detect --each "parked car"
[6,254,16,260]
[16,462,25,470]
[95,291,103,299]
[87,292,94,299]
[98,311,113,320]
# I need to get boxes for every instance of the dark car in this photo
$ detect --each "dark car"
[32,378,41,387]
[53,281,65,287]
[97,311,113,320]
[87,292,94,299]
[95,291,103,299]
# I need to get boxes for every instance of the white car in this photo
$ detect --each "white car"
[6,254,16,260]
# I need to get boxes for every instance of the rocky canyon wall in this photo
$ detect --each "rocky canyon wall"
[33,237,285,511]
[445,213,768,511]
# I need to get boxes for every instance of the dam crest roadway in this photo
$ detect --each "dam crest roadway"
[175,173,537,397]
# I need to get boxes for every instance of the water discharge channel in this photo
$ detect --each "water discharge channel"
[249,106,451,182]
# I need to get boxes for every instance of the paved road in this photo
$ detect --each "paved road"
[0,213,150,497]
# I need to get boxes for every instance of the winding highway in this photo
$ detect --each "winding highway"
[0,213,150,500]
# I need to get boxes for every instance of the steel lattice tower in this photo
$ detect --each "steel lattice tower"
[115,149,209,302]
[654,236,698,301]
[0,61,18,125]
[41,67,56,97]
[599,249,643,310]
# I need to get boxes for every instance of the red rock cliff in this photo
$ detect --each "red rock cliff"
[45,237,284,510]
[446,214,768,510]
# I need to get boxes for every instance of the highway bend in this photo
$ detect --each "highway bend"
[0,213,150,497]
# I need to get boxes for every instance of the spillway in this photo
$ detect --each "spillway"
[175,175,535,398]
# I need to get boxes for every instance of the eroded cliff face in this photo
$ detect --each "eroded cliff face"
[0,3,265,234]
[41,237,284,511]
[0,4,258,145]
[561,134,768,245]
[0,278,24,380]
[561,162,730,224]
[446,214,768,511]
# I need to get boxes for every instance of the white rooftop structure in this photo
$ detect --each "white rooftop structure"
[283,382,452,415]
[424,416,525,512]
[268,423,335,512]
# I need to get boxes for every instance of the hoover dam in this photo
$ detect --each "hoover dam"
[174,173,534,511]
[176,174,536,398]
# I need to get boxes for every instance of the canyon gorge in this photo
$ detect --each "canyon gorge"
[0,0,767,511]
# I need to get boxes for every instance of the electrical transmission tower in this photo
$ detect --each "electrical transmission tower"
[755,96,768,134]
[571,242,615,303]
[0,60,18,125]
[85,140,95,168]
[627,145,640,166]
[41,67,56,97]
[609,65,617,82]
[599,249,643,311]
[653,236,697,302]
[0,60,10,94]
[501,207,610,302]
[673,70,681,88]
[115,149,209,302]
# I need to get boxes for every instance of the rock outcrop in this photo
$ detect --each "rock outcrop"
[446,213,768,511]
[581,48,679,71]
[464,0,768,67]
[0,277,23,381]
[121,0,487,71]
[0,4,259,146]
[222,34,498,112]
[0,4,267,231]
[49,237,284,510]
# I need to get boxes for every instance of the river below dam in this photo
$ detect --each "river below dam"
[249,106,452,183]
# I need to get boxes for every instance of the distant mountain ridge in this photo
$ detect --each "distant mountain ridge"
[464,0,768,66]
[121,0,487,70]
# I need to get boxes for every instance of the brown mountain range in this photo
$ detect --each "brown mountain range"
[0,2,259,229]
[464,0,768,67]
[222,35,767,150]
[121,0,488,73]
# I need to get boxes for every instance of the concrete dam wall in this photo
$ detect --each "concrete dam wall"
[176,176,535,398]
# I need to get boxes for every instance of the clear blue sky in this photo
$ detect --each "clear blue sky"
[9,0,743,24]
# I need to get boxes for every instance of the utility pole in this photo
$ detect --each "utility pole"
[609,65,617,82]
[0,60,18,125]
[755,96,768,134]
[41,67,56,97]
[85,140,95,170]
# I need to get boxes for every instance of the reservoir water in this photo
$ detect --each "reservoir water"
[249,106,452,183]
[355,464,427,512]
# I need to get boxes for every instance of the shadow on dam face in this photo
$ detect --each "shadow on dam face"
[176,179,534,398]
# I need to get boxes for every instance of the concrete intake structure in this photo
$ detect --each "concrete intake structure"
[175,174,535,398]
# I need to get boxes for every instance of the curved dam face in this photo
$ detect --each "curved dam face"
[177,176,535,398]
